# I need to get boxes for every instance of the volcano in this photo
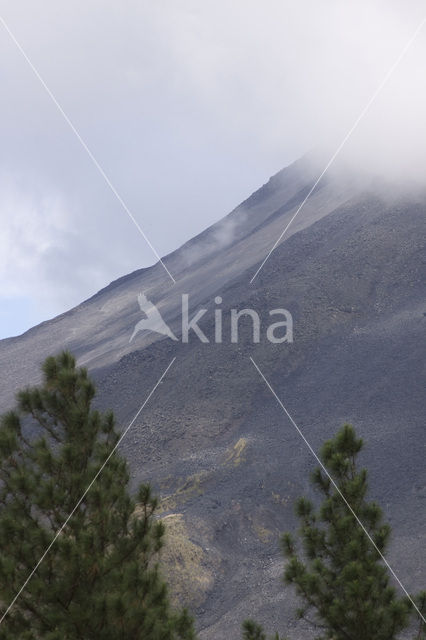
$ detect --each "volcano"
[1,154,425,638]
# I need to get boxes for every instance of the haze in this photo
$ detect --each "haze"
[0,0,425,337]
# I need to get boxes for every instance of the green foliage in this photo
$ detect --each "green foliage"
[242,620,267,640]
[413,591,426,639]
[282,424,418,640]
[0,351,195,640]
[242,619,286,640]
[242,424,424,640]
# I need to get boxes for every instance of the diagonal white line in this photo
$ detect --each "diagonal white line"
[0,356,176,626]
[0,15,176,284]
[250,15,426,284]
[250,356,425,623]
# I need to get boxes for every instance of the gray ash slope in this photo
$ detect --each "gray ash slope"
[0,156,425,638]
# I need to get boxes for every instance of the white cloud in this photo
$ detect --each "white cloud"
[0,175,70,299]
[0,0,425,334]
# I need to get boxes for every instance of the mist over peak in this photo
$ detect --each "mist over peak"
[1,1,425,338]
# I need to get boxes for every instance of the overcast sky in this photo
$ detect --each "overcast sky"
[1,1,425,338]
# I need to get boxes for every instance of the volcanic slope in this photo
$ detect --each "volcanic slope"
[0,156,425,638]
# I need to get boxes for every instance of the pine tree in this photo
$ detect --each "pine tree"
[0,351,195,640]
[241,424,424,640]
[282,424,416,639]
[413,592,426,639]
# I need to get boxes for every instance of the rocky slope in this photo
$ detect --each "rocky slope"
[0,155,425,638]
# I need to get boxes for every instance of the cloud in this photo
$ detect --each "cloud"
[180,207,247,267]
[0,174,70,302]
[0,1,425,334]
[153,0,426,182]
[0,173,134,318]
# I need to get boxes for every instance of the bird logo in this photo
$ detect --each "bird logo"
[129,293,178,343]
